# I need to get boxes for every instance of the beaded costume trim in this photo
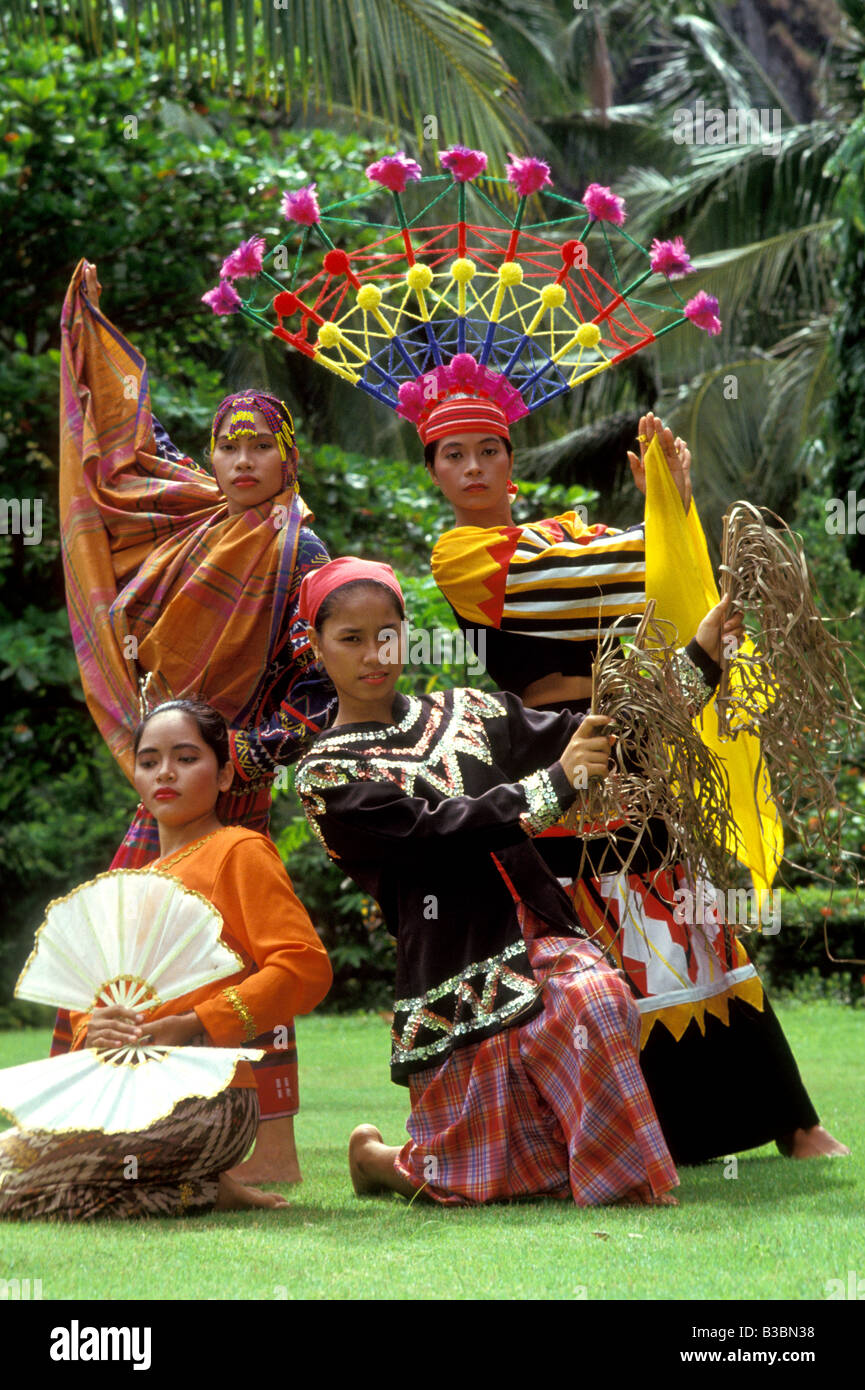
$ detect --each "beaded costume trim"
[519,769,565,836]
[296,689,508,852]
[674,645,715,713]
[222,986,257,1043]
[391,939,540,1070]
[298,688,570,858]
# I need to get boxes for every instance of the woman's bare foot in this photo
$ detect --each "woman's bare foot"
[348,1124,421,1199]
[776,1125,850,1158]
[215,1173,290,1211]
[229,1116,302,1184]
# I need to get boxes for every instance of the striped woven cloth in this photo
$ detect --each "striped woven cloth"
[431,512,646,642]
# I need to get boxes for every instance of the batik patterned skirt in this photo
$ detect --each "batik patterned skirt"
[394,906,678,1206]
[0,1086,257,1221]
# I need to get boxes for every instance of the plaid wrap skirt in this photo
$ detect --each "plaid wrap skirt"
[395,908,678,1206]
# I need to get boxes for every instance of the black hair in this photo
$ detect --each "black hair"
[423,435,513,470]
[133,698,230,769]
[314,579,405,633]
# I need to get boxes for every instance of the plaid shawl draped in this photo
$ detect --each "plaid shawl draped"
[59,259,314,781]
[53,265,333,1098]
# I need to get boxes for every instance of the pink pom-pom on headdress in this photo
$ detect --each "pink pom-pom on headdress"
[506,154,553,197]
[449,352,480,388]
[396,355,529,441]
[684,290,722,336]
[396,379,425,422]
[282,183,321,226]
[366,153,422,194]
[650,236,693,279]
[220,236,266,281]
[202,280,241,316]
[441,146,488,183]
[582,183,626,226]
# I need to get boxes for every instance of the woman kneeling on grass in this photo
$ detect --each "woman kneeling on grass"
[295,557,740,1207]
[0,699,332,1219]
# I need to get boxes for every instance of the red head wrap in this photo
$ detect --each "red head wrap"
[298,557,405,630]
[419,396,510,446]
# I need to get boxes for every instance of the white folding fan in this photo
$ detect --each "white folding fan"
[0,869,262,1136]
[16,868,244,1013]
[0,1044,262,1134]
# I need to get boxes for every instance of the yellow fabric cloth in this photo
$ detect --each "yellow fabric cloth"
[643,436,783,894]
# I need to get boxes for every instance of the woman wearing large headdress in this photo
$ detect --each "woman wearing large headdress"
[207,147,848,1164]
[416,368,845,1163]
[54,260,335,1181]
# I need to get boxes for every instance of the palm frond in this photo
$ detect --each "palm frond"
[622,122,843,248]
[8,0,531,166]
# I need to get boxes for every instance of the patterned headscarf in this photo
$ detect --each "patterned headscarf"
[210,390,297,488]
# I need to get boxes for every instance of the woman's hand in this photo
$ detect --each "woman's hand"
[627,411,692,514]
[139,1012,204,1048]
[559,713,615,789]
[85,1003,143,1052]
[694,594,745,665]
[83,261,102,309]
[86,1005,204,1050]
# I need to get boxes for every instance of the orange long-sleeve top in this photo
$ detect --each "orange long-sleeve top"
[70,825,332,1088]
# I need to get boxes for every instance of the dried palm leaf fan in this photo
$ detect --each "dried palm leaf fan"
[563,602,738,895]
[716,502,864,888]
[1,871,261,1135]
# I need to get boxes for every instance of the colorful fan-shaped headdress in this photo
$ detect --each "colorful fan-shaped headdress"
[203,148,721,439]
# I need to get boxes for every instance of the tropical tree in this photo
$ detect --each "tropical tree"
[3,0,533,168]
[502,0,865,556]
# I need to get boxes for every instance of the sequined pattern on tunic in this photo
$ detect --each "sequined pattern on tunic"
[519,768,566,836]
[391,939,541,1069]
[296,689,508,850]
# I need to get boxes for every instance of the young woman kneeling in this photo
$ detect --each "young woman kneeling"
[292,559,743,1206]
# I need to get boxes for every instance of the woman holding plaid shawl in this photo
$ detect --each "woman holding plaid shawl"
[53,261,334,1182]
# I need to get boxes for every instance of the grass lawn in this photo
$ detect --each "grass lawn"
[0,1002,862,1301]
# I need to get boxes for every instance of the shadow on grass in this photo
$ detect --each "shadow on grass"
[678,1151,857,1208]
[191,1149,859,1234]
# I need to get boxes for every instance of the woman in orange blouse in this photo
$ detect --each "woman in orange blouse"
[30,697,333,1218]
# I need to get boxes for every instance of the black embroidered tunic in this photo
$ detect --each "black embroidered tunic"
[295,688,586,1083]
